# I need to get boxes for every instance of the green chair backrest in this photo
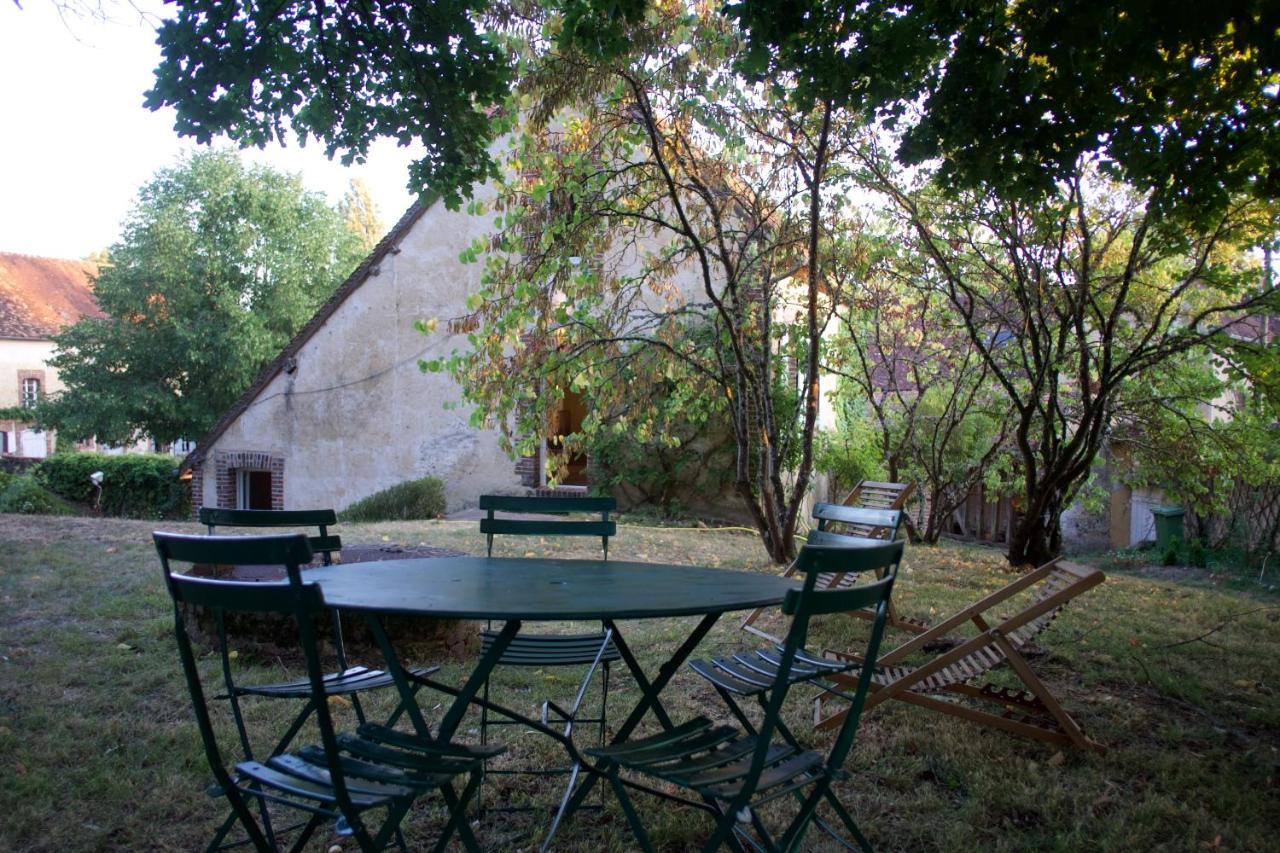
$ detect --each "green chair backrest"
[154,532,361,823]
[755,541,902,783]
[477,494,617,558]
[198,507,342,565]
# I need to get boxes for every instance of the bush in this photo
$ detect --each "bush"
[339,477,446,522]
[0,476,71,515]
[34,452,190,519]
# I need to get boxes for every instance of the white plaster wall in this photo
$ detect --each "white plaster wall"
[0,339,64,456]
[0,339,64,405]
[203,192,521,513]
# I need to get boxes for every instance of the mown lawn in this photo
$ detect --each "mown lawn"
[0,514,1276,851]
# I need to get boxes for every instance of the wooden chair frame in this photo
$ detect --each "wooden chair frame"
[842,480,915,514]
[813,559,1105,751]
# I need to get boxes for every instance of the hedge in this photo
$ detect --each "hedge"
[34,452,190,519]
[339,477,446,522]
[0,475,72,515]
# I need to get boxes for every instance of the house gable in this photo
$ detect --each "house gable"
[181,201,431,472]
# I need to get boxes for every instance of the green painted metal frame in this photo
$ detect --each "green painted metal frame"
[194,507,434,768]
[309,556,795,853]
[199,507,343,563]
[589,543,899,852]
[155,532,489,852]
[478,493,616,560]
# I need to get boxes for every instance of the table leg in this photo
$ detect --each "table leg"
[559,612,722,822]
[365,613,436,739]
[438,619,522,742]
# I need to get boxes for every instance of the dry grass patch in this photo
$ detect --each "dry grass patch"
[0,514,1276,851]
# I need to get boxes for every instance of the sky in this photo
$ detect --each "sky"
[0,1,421,260]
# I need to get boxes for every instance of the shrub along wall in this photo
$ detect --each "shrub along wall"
[339,476,446,522]
[34,452,190,519]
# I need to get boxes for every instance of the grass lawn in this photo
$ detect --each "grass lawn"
[0,514,1277,851]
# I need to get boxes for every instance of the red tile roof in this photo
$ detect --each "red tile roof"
[0,252,104,339]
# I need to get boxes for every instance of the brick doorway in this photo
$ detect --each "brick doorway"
[213,450,285,510]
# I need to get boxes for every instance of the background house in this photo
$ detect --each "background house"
[0,252,102,461]
[182,199,524,513]
[182,181,729,515]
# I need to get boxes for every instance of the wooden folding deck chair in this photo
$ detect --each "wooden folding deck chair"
[813,558,1105,751]
[840,480,916,531]
[741,499,926,640]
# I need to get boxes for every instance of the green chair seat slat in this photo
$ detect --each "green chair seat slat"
[641,737,759,777]
[698,751,824,801]
[354,724,505,761]
[271,753,419,798]
[298,743,471,786]
[235,760,390,809]
[587,717,717,760]
[758,646,851,675]
[479,519,615,537]
[687,659,768,695]
[675,743,797,789]
[478,495,615,514]
[481,631,621,665]
[604,724,740,769]
[708,657,774,689]
[805,529,881,548]
[235,665,440,698]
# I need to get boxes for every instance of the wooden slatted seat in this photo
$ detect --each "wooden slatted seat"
[588,544,897,852]
[155,532,497,852]
[813,559,1105,751]
[843,479,916,511]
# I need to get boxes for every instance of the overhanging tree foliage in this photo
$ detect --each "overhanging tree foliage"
[146,0,513,207]
[728,0,1280,224]
[40,150,364,446]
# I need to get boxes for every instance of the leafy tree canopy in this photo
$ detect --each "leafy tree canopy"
[728,0,1280,223]
[145,0,512,208]
[40,150,364,446]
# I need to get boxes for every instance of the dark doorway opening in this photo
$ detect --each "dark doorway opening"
[238,470,274,510]
[547,389,589,486]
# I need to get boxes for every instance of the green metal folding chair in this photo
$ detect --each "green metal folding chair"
[475,494,622,841]
[156,532,501,852]
[190,511,437,768]
[586,543,898,852]
[695,541,905,730]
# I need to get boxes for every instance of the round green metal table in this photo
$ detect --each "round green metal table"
[308,556,799,844]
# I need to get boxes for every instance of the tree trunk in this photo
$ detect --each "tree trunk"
[1006,511,1058,566]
